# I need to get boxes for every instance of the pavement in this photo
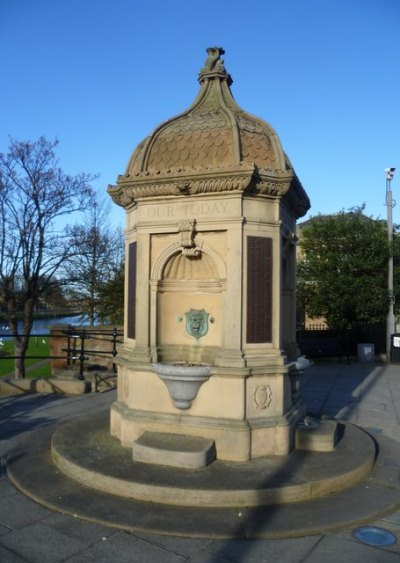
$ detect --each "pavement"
[0,361,400,562]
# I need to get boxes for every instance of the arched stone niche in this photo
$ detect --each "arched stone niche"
[150,241,226,365]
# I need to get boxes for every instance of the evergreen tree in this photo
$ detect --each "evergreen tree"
[297,206,390,329]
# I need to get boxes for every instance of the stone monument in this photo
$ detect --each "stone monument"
[8,49,398,540]
[108,47,311,464]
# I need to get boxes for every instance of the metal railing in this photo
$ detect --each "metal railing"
[0,326,123,379]
[296,322,386,359]
[63,326,123,379]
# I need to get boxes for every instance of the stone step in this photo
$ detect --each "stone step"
[50,411,377,508]
[132,431,216,468]
[296,418,339,452]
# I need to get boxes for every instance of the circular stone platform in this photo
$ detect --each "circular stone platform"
[7,410,400,539]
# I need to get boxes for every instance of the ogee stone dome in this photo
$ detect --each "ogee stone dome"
[108,47,310,219]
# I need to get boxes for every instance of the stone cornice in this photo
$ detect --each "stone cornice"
[253,168,311,218]
[282,174,311,219]
[108,166,255,207]
[107,164,310,218]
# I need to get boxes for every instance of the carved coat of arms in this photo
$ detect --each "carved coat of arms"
[185,308,209,339]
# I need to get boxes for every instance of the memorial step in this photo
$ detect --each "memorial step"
[132,431,216,468]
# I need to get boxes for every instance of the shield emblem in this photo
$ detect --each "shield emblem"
[185,309,209,339]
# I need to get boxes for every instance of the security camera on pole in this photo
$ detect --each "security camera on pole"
[386,167,396,362]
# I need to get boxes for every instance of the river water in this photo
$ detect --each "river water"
[0,315,98,339]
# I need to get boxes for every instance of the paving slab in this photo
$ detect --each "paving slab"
[383,510,400,525]
[0,522,89,563]
[303,534,400,563]
[0,544,27,563]
[204,536,320,563]
[41,512,117,544]
[0,491,52,530]
[62,531,188,563]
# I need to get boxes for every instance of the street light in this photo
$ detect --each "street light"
[386,167,396,362]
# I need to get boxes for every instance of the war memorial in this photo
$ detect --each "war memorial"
[6,48,400,539]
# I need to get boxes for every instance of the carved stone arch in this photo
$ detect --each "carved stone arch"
[151,240,226,283]
[150,240,226,360]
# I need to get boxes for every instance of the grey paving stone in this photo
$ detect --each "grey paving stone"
[186,552,237,563]
[0,522,13,537]
[0,493,52,529]
[204,536,320,562]
[0,543,28,562]
[383,510,400,525]
[132,531,211,557]
[0,522,89,563]
[302,534,399,562]
[65,531,187,562]
[0,477,18,498]
[41,512,118,544]
[357,410,395,428]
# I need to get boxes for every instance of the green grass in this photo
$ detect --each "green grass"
[0,336,51,378]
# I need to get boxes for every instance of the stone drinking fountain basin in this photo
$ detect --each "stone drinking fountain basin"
[152,362,212,409]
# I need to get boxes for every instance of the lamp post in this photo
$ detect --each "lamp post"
[386,167,396,362]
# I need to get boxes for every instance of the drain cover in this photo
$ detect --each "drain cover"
[352,526,396,546]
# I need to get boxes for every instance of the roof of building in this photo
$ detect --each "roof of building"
[108,47,310,218]
[126,47,290,175]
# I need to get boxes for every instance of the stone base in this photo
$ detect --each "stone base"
[49,410,377,509]
[296,418,339,452]
[111,399,306,461]
[132,431,216,468]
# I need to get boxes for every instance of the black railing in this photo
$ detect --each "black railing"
[296,322,386,361]
[63,326,123,379]
[0,326,123,379]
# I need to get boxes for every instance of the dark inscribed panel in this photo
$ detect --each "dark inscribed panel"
[247,236,273,343]
[127,242,137,339]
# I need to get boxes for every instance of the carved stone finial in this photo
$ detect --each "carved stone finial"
[202,47,225,73]
[199,47,232,85]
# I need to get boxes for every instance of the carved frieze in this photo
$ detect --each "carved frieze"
[108,165,309,218]
[107,170,255,207]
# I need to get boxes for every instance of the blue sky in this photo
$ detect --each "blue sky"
[1,0,399,227]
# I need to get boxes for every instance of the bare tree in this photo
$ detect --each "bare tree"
[96,258,125,325]
[0,136,95,378]
[65,194,124,325]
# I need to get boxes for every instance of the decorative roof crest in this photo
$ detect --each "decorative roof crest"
[198,46,232,85]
